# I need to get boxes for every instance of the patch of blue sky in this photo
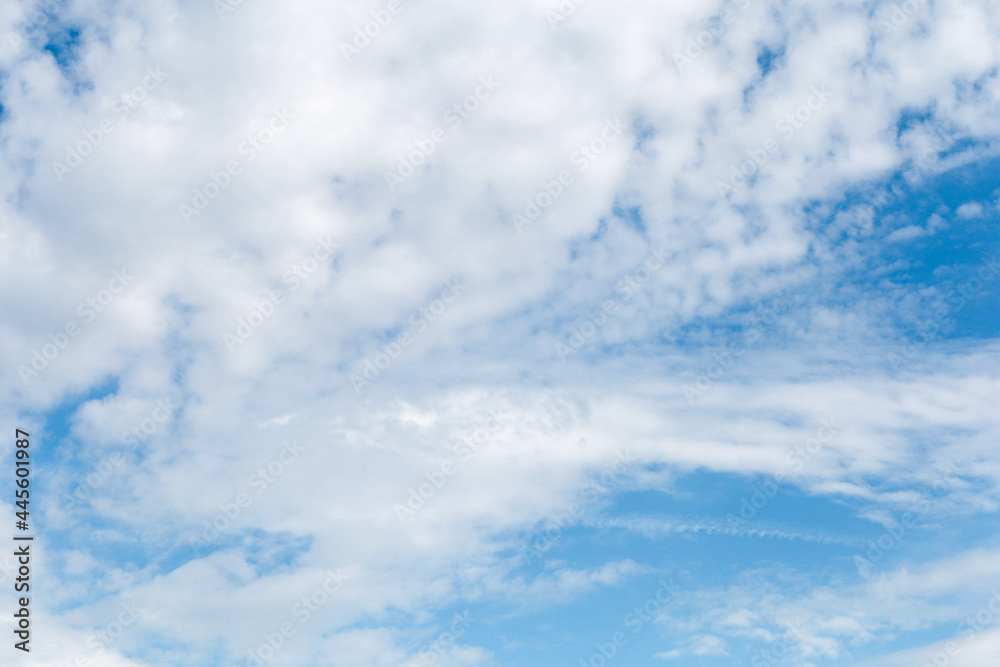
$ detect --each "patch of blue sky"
[131,637,228,667]
[182,528,314,574]
[842,156,999,338]
[756,44,784,79]
[739,44,786,108]
[518,480,863,574]
[631,116,657,154]
[484,456,1000,663]
[894,106,936,138]
[47,515,176,579]
[480,577,687,667]
[242,530,313,576]
[611,199,646,236]
[28,376,311,588]
[38,22,92,95]
[43,26,80,68]
[31,374,119,464]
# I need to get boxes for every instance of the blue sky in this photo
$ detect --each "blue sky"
[1,0,999,666]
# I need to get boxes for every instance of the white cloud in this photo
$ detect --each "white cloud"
[655,633,729,659]
[854,627,1000,667]
[654,548,1000,662]
[955,202,984,219]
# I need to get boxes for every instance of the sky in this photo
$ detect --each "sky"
[0,0,999,665]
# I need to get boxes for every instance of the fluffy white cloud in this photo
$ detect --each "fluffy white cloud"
[0,0,997,664]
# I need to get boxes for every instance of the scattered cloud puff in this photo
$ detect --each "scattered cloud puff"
[955,202,984,219]
[655,633,729,659]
